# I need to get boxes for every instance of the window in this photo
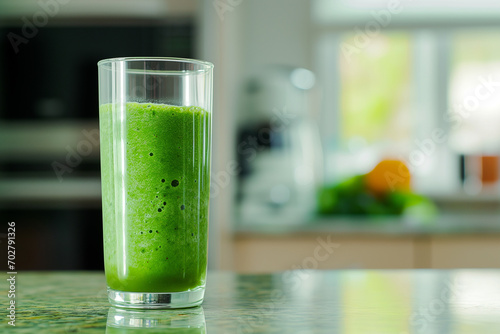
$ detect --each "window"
[316,22,500,195]
[340,33,412,145]
[448,30,500,154]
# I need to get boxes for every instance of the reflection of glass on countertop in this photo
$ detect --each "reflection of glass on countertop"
[106,306,206,333]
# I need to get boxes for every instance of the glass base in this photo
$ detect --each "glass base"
[107,286,204,309]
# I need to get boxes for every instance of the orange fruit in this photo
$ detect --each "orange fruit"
[365,159,411,195]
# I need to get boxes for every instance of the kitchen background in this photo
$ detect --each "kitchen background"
[1,0,500,272]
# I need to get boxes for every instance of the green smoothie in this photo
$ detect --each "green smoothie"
[100,102,211,293]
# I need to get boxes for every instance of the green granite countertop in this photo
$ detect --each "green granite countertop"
[2,270,500,333]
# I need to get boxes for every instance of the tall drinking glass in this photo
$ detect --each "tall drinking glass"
[98,57,213,309]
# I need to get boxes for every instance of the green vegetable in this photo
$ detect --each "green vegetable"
[317,175,437,222]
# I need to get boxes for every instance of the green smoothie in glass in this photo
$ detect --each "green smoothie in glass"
[100,102,210,293]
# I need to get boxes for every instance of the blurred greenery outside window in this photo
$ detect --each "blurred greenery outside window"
[340,33,411,146]
[317,28,500,195]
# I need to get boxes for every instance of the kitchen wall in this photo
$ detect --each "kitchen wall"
[2,0,500,272]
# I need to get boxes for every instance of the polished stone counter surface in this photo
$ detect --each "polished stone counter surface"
[2,270,500,333]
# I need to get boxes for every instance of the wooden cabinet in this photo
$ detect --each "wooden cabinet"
[430,236,500,268]
[232,233,500,272]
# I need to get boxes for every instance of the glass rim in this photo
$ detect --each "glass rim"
[97,57,214,72]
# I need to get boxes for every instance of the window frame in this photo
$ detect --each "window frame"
[313,24,500,195]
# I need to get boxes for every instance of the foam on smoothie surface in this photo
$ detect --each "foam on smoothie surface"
[100,102,210,292]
